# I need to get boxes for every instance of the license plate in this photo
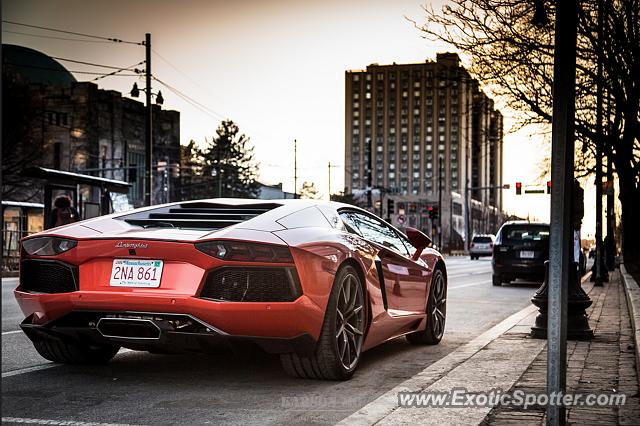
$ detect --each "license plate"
[519,251,535,259]
[110,259,163,288]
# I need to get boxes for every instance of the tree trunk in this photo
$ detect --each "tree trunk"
[618,168,640,266]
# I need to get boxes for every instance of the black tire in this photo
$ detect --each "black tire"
[280,265,365,380]
[470,255,475,260]
[492,274,502,286]
[407,267,447,345]
[33,336,120,365]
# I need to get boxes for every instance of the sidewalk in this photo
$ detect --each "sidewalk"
[484,269,640,424]
[340,269,640,425]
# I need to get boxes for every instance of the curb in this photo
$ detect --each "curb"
[336,304,539,425]
[620,264,640,389]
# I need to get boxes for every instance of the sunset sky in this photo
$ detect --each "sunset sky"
[4,0,606,235]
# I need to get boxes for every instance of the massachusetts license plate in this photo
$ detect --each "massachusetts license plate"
[519,251,535,259]
[110,259,163,288]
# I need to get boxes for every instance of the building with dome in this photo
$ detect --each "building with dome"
[2,44,181,208]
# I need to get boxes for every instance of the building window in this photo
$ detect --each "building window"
[353,74,360,82]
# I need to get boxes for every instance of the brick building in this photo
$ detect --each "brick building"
[2,44,180,209]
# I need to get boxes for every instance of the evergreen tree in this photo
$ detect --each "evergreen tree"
[202,120,260,198]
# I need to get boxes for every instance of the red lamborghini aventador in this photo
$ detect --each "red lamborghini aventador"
[15,199,447,380]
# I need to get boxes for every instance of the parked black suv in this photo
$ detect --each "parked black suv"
[492,221,550,286]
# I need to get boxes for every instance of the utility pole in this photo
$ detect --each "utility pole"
[593,0,607,285]
[464,88,472,252]
[144,33,153,206]
[328,161,338,201]
[367,138,373,210]
[438,155,443,249]
[605,90,615,270]
[293,139,297,198]
[546,0,578,424]
[328,161,332,201]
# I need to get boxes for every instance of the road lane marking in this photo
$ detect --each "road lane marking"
[1,417,141,426]
[2,364,60,378]
[448,270,491,279]
[2,349,134,378]
[448,281,489,290]
[2,330,22,335]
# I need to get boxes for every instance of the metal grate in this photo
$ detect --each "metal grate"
[119,202,281,230]
[200,267,301,302]
[20,259,78,293]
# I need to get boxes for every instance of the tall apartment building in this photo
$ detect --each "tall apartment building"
[345,53,504,250]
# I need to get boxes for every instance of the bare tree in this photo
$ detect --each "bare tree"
[418,0,639,263]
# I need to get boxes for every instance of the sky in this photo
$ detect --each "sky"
[4,0,605,235]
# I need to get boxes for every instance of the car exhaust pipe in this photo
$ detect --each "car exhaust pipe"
[97,317,161,339]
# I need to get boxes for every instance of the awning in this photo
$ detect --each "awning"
[21,167,131,194]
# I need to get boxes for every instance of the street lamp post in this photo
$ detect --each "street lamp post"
[129,33,163,207]
[144,33,152,207]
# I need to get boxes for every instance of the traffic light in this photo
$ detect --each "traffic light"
[387,198,395,215]
[516,182,522,195]
[428,206,439,220]
[547,180,551,194]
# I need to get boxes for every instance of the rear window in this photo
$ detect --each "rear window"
[472,236,492,243]
[502,225,549,242]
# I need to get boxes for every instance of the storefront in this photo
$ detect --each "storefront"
[2,201,44,271]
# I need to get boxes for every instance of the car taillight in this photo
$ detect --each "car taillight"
[195,241,293,263]
[22,237,77,256]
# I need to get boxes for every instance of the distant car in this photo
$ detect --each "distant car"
[491,221,550,286]
[469,234,495,260]
[15,198,448,381]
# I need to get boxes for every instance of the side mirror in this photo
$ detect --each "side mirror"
[405,227,432,260]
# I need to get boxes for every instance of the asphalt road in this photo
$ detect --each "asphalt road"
[2,257,541,425]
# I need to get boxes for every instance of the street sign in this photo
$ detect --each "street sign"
[502,184,511,189]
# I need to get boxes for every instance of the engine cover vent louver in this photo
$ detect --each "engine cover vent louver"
[20,259,78,293]
[200,267,302,302]
[119,202,281,230]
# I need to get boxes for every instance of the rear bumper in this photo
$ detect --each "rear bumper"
[19,310,317,355]
[469,249,492,256]
[14,289,326,343]
[492,259,545,279]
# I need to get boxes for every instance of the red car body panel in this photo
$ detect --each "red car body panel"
[15,199,445,356]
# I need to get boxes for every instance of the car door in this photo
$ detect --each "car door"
[340,211,429,314]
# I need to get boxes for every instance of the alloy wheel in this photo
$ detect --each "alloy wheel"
[430,272,447,339]
[335,273,364,370]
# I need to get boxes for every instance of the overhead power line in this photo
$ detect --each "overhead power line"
[152,75,227,121]
[52,56,142,71]
[2,20,143,45]
[92,61,145,82]
[4,61,139,76]
[2,29,114,43]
